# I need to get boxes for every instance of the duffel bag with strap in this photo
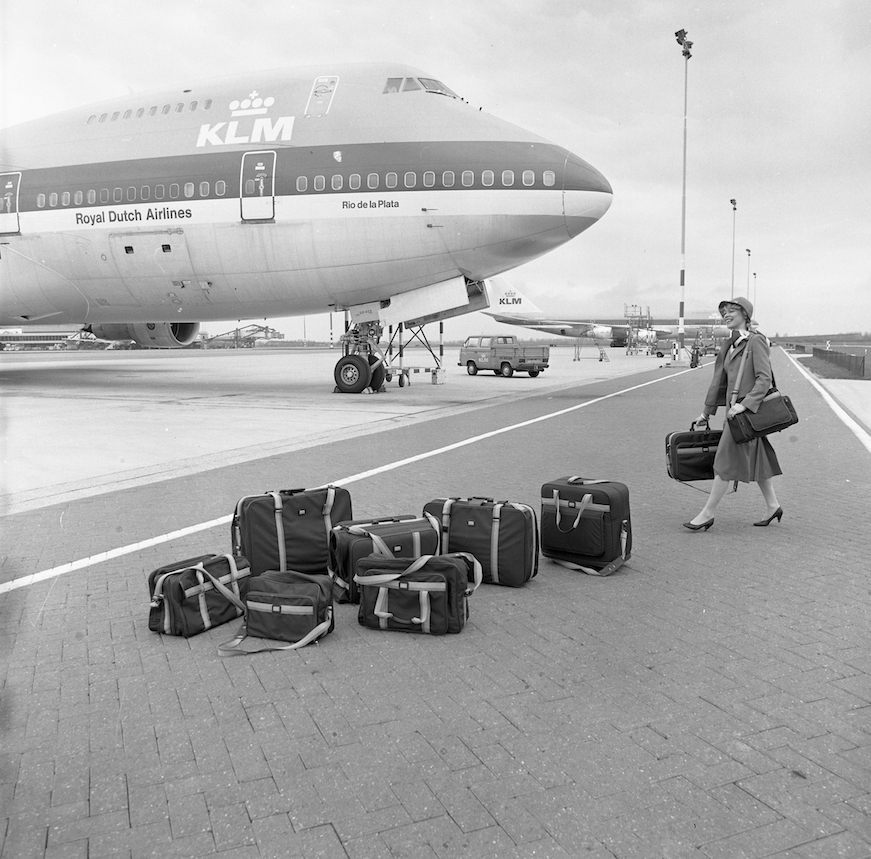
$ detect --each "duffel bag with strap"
[354,553,482,635]
[218,570,334,655]
[148,553,250,637]
[329,514,441,603]
[422,497,538,587]
[231,486,352,575]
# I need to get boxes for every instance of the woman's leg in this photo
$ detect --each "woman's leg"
[690,475,732,525]
[758,477,780,514]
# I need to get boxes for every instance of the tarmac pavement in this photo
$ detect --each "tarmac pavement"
[2,345,871,859]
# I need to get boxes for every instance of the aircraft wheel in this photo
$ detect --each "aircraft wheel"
[528,369,540,377]
[334,354,372,393]
[500,362,514,378]
[398,374,405,387]
[368,354,386,390]
[466,362,478,376]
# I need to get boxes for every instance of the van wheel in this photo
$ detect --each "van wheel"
[466,362,478,375]
[500,362,514,378]
[528,369,540,377]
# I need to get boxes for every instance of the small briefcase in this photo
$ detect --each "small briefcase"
[666,423,722,482]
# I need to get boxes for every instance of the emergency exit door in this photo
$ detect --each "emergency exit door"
[240,151,276,220]
[0,172,21,234]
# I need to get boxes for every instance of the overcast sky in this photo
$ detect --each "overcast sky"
[2,0,869,339]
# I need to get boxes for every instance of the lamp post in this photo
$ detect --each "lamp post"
[745,249,751,296]
[730,199,737,299]
[675,29,693,358]
[753,271,757,315]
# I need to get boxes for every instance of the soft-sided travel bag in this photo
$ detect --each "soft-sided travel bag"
[218,570,334,655]
[148,553,250,636]
[726,335,799,444]
[728,389,799,443]
[232,486,352,575]
[540,477,631,576]
[354,553,482,634]
[422,497,538,587]
[665,422,722,481]
[329,514,441,603]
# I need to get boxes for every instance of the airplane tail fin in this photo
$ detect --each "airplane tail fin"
[484,276,544,315]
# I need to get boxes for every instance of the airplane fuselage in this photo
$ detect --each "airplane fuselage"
[0,63,612,332]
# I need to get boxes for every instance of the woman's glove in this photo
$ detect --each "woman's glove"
[695,413,710,427]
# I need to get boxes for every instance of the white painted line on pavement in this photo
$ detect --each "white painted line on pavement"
[1,369,692,596]
[784,350,871,454]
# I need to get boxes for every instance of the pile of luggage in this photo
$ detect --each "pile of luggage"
[147,477,632,655]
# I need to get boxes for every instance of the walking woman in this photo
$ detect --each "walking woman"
[684,296,783,530]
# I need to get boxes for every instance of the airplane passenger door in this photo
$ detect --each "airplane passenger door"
[0,172,21,234]
[240,151,276,221]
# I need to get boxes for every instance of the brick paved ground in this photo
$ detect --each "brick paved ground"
[2,350,871,858]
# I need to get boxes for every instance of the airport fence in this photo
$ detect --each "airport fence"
[812,347,867,377]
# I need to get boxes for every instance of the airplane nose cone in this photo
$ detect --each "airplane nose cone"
[563,153,612,238]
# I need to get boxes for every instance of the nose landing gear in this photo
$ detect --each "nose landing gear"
[333,322,388,394]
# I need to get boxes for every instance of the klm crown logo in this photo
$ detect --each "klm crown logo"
[197,89,294,148]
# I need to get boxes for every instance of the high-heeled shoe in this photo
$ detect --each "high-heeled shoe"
[754,507,783,526]
[683,518,714,531]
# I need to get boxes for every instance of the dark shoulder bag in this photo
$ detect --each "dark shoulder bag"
[727,336,799,444]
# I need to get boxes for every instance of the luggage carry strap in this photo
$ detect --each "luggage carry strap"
[730,343,751,408]
[552,520,630,577]
[552,491,593,533]
[217,607,333,656]
[508,501,540,579]
[190,555,247,629]
[321,486,336,542]
[353,553,483,597]
[374,580,434,632]
[268,492,287,571]
[490,504,502,584]
[438,499,455,548]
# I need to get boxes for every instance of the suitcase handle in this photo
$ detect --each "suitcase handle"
[691,418,709,430]
[566,478,609,485]
[278,488,307,495]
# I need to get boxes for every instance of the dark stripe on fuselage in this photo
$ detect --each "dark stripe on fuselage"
[16,141,610,215]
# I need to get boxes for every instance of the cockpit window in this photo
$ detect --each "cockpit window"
[418,78,458,98]
[383,76,458,97]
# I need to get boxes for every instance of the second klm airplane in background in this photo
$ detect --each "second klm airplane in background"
[483,277,727,349]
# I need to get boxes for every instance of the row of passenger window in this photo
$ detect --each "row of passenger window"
[37,168,558,209]
[38,181,228,208]
[294,168,557,192]
[87,100,214,124]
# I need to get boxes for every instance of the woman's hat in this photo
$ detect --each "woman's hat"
[718,296,753,319]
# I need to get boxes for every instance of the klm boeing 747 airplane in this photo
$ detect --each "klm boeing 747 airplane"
[0,63,612,390]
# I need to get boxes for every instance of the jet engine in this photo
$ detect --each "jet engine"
[88,322,200,348]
